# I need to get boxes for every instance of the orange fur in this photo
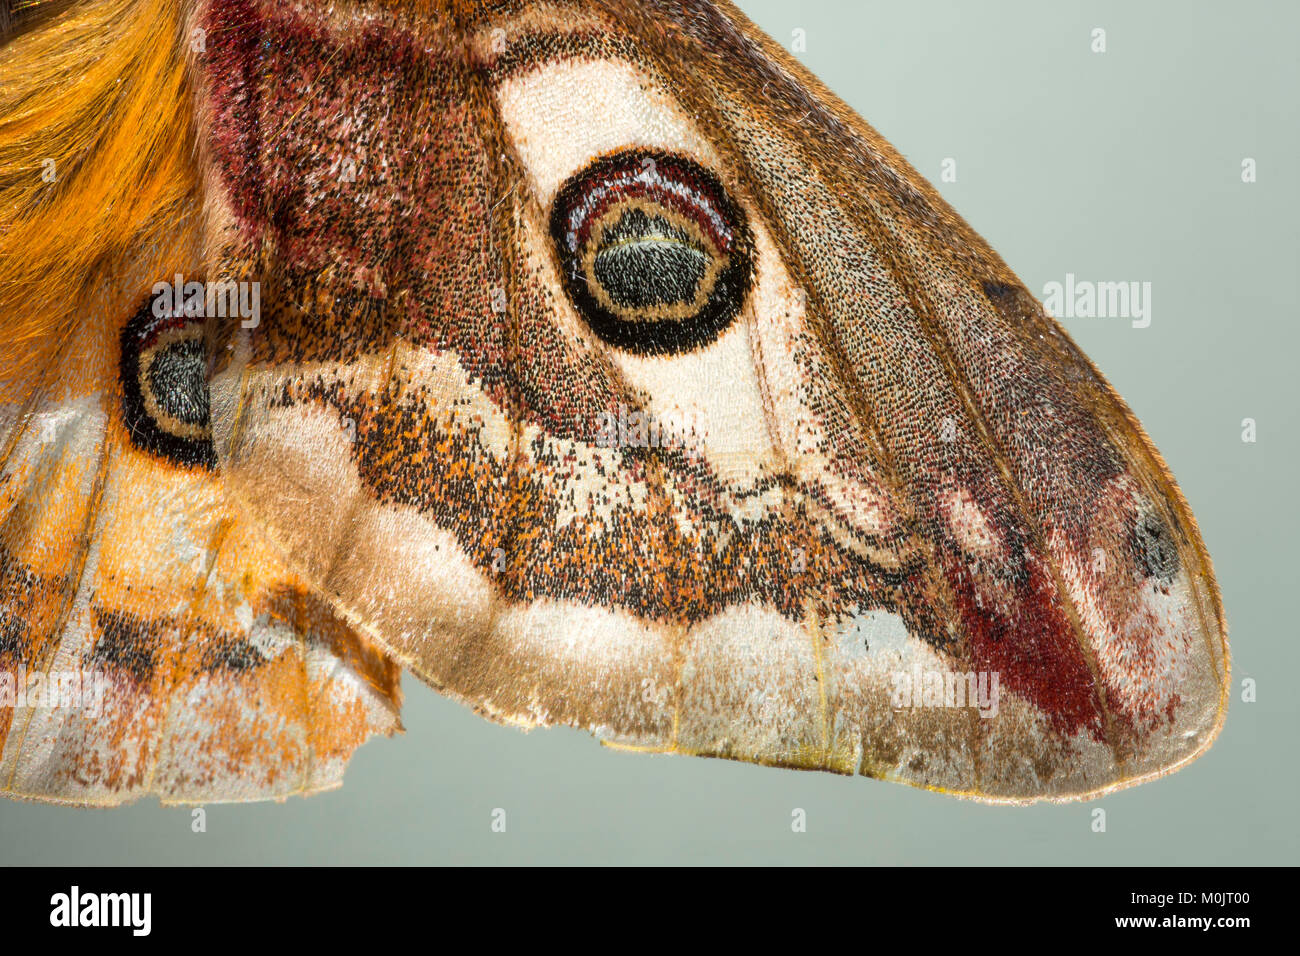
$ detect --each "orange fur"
[0,0,197,397]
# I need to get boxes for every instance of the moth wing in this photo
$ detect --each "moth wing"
[0,310,400,807]
[203,0,1226,801]
[0,0,402,807]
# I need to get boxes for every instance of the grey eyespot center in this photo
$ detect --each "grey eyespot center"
[145,338,210,427]
[593,239,710,311]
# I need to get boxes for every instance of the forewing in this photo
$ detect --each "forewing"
[201,0,1227,801]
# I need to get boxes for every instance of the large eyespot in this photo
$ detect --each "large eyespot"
[549,149,754,356]
[119,289,215,469]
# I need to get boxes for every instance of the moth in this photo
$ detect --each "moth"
[0,0,1228,806]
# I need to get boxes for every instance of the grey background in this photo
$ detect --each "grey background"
[2,0,1295,865]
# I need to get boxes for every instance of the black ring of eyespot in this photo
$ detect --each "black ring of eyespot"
[549,149,755,356]
[119,289,215,469]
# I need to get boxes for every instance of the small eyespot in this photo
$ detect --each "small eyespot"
[119,290,215,469]
[1132,511,1179,583]
[549,149,754,355]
